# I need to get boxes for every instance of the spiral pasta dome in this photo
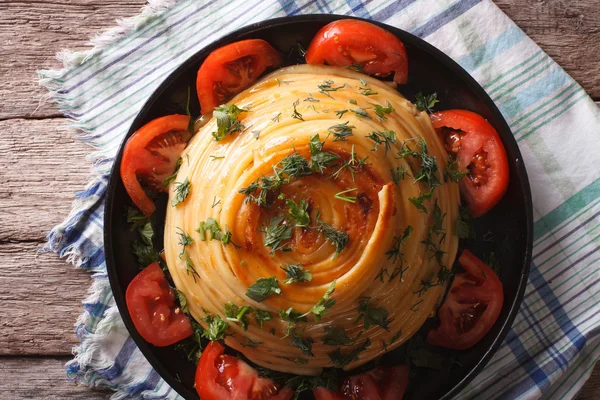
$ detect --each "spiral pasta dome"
[164,64,460,375]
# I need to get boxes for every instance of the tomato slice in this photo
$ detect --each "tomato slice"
[427,250,504,350]
[196,341,294,400]
[197,39,283,113]
[306,19,408,84]
[120,114,192,216]
[430,110,509,217]
[125,262,193,346]
[313,365,409,400]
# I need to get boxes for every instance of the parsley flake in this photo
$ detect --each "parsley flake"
[246,277,282,302]
[281,263,313,284]
[212,103,248,141]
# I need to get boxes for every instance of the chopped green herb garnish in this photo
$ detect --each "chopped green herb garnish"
[262,216,293,254]
[212,104,248,141]
[359,78,378,96]
[328,338,371,368]
[254,309,273,329]
[373,101,394,120]
[349,99,358,105]
[318,80,345,99]
[174,289,188,313]
[351,108,371,119]
[309,135,340,173]
[241,337,264,349]
[322,327,362,346]
[386,225,413,264]
[291,333,315,357]
[355,297,391,330]
[328,121,355,142]
[285,198,310,227]
[414,92,439,113]
[161,157,183,187]
[272,112,281,122]
[304,93,320,103]
[176,228,194,257]
[409,190,433,213]
[196,217,237,247]
[224,301,254,330]
[201,314,229,341]
[181,249,200,282]
[335,109,348,119]
[455,205,474,239]
[246,277,282,302]
[391,166,410,184]
[131,241,160,266]
[317,216,349,257]
[172,177,191,206]
[307,280,336,321]
[252,130,261,140]
[334,187,358,203]
[291,99,304,121]
[445,157,467,183]
[331,145,369,181]
[281,263,313,284]
[211,196,221,208]
[366,130,396,154]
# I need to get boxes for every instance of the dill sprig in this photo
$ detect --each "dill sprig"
[355,297,391,331]
[366,130,397,154]
[212,103,248,141]
[328,121,355,142]
[262,216,293,254]
[414,92,439,114]
[172,177,191,206]
[318,79,346,99]
[334,187,358,203]
[358,78,378,96]
[291,99,304,121]
[373,101,394,120]
[281,263,312,284]
[330,145,369,181]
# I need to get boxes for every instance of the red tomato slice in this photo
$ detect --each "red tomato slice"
[120,114,192,216]
[313,365,409,400]
[427,250,504,350]
[125,262,193,346]
[196,341,294,400]
[306,19,408,84]
[197,39,283,113]
[430,110,509,217]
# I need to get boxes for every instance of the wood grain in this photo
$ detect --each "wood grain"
[0,0,147,120]
[0,241,93,356]
[0,357,110,399]
[0,0,598,122]
[495,0,600,99]
[0,118,90,241]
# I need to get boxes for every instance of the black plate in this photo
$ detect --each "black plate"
[105,14,533,400]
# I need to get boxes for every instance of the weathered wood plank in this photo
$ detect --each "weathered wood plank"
[0,0,597,121]
[0,357,110,399]
[0,241,93,355]
[0,118,90,241]
[0,0,147,120]
[577,364,600,400]
[494,0,600,98]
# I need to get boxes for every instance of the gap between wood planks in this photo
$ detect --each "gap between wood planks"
[0,0,598,120]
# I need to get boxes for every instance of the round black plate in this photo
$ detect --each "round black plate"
[105,14,533,400]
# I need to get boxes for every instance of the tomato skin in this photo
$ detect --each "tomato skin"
[306,19,408,84]
[197,39,283,113]
[313,365,409,400]
[120,114,192,216]
[125,262,193,347]
[196,341,293,400]
[430,110,509,217]
[427,250,504,350]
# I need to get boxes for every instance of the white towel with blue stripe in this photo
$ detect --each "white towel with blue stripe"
[39,0,600,399]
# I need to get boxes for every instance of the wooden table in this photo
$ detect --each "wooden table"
[0,1,598,398]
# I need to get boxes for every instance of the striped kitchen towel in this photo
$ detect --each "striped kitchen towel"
[39,0,600,399]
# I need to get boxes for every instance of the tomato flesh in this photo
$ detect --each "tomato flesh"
[427,250,504,350]
[306,19,408,84]
[313,365,409,400]
[125,262,193,346]
[197,39,283,113]
[120,114,192,216]
[196,341,294,400]
[430,110,509,217]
